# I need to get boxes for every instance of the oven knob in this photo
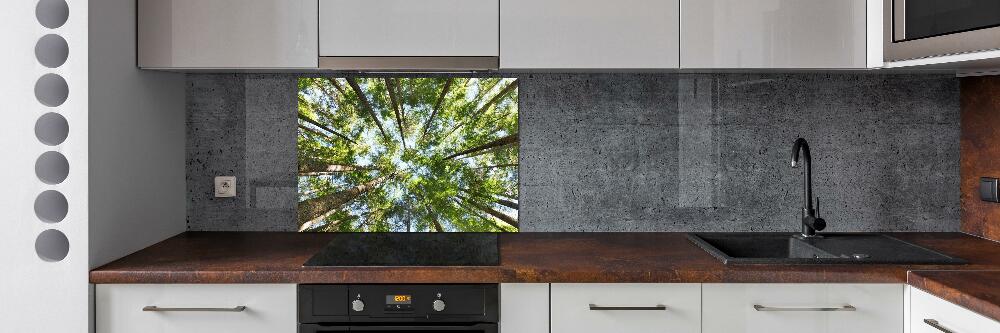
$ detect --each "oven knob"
[432,299,446,312]
[351,299,365,312]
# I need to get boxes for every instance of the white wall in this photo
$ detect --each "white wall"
[0,0,185,330]
[0,0,90,331]
[88,0,186,270]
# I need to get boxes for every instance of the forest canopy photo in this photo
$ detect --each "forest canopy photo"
[297,77,519,232]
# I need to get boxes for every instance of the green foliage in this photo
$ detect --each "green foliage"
[297,77,519,232]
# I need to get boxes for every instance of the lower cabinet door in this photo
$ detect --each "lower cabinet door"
[910,287,1000,333]
[500,283,548,333]
[702,283,903,333]
[96,284,297,333]
[551,283,701,333]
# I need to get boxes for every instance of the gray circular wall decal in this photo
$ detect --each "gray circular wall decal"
[35,229,69,262]
[35,151,69,185]
[34,73,69,107]
[35,112,69,146]
[34,190,68,223]
[35,34,69,68]
[35,0,69,29]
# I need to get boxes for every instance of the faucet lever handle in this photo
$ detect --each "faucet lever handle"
[815,196,820,218]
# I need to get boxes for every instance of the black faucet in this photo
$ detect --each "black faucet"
[791,138,826,238]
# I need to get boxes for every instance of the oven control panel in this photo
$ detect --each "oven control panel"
[385,294,414,312]
[298,284,498,324]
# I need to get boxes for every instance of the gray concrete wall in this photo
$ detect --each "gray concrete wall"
[186,73,960,232]
[186,74,298,231]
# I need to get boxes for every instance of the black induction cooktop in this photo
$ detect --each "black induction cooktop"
[303,233,500,266]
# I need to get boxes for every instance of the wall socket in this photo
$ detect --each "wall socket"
[215,176,236,198]
[981,177,999,202]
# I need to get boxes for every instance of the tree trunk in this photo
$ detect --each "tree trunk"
[314,79,338,104]
[459,187,519,210]
[327,78,348,96]
[384,78,407,149]
[298,160,373,175]
[299,209,340,231]
[457,196,519,229]
[496,198,518,210]
[297,175,391,223]
[424,207,444,232]
[445,133,518,160]
[462,144,517,160]
[299,114,357,145]
[421,78,454,140]
[345,77,391,142]
[299,124,331,141]
[495,192,518,202]
[443,80,518,139]
[479,79,502,100]
[452,198,502,230]
[472,79,517,120]
[463,196,518,229]
[471,163,518,170]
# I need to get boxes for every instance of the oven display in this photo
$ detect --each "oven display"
[386,295,412,304]
[385,295,414,311]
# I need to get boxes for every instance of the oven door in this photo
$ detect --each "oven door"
[885,0,1000,61]
[300,323,498,333]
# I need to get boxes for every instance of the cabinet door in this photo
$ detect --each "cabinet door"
[910,287,1000,333]
[501,0,680,69]
[500,284,548,333]
[680,0,867,68]
[702,283,903,333]
[551,283,700,333]
[138,0,318,69]
[319,0,499,57]
[96,284,297,333]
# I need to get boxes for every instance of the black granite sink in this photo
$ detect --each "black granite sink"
[687,233,966,265]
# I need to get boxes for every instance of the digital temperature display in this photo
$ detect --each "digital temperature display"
[386,295,412,305]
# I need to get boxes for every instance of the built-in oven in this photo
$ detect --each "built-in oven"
[884,0,1000,61]
[298,284,498,333]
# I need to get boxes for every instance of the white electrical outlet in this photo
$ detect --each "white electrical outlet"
[215,176,236,198]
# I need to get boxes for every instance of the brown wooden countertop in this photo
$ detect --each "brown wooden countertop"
[91,232,1000,285]
[908,270,1000,322]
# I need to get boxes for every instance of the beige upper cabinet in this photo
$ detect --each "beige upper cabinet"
[500,0,680,69]
[138,0,319,69]
[680,0,872,69]
[319,0,500,57]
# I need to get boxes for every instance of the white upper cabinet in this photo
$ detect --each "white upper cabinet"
[319,0,500,57]
[680,0,872,69]
[500,0,680,69]
[138,0,319,69]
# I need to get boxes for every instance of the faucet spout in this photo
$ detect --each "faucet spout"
[791,138,825,237]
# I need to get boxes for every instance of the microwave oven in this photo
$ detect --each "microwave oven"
[884,0,1000,62]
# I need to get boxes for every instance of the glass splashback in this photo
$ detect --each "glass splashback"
[297,77,518,232]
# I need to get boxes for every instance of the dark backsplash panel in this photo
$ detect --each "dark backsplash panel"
[960,76,1000,242]
[186,73,960,232]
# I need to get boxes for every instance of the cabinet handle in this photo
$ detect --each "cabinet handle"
[753,304,856,312]
[142,306,247,312]
[589,304,667,311]
[923,319,955,333]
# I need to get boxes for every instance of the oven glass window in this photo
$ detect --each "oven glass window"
[904,0,1000,40]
